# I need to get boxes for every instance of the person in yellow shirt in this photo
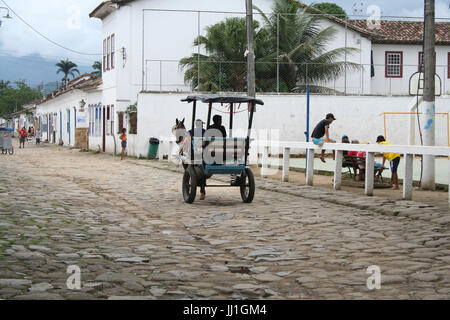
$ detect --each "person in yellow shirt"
[376,135,401,190]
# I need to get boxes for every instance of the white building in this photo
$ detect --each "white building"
[87,0,450,157]
[348,19,450,95]
[34,74,101,148]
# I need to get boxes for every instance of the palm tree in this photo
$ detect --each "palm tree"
[92,61,102,78]
[179,17,268,92]
[254,0,360,93]
[56,59,80,88]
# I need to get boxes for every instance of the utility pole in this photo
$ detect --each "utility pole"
[246,0,256,97]
[422,0,436,190]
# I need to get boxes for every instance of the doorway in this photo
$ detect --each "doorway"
[102,107,106,152]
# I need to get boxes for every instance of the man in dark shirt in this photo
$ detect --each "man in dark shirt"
[209,115,227,138]
[205,115,227,168]
[311,113,336,162]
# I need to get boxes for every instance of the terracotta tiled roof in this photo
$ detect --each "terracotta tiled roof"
[347,20,450,45]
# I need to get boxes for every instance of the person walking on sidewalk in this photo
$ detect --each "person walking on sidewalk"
[311,113,336,163]
[376,135,401,190]
[120,128,127,160]
[18,126,26,149]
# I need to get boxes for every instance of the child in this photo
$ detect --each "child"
[376,135,401,189]
[35,131,41,146]
[311,113,336,163]
[120,128,127,160]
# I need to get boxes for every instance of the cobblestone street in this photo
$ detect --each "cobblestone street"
[0,142,449,300]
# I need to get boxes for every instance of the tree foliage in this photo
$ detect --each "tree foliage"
[179,17,268,92]
[0,80,42,117]
[310,2,348,19]
[92,61,102,78]
[180,0,358,93]
[56,59,80,86]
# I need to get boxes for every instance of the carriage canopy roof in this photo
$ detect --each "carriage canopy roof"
[181,94,264,106]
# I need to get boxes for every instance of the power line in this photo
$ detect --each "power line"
[0,52,95,66]
[0,0,101,56]
[0,49,97,64]
[0,53,95,67]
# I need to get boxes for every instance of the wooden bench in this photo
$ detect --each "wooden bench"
[343,154,385,182]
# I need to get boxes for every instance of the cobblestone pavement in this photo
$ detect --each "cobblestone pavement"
[0,142,449,300]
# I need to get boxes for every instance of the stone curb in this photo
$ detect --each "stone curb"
[135,160,449,224]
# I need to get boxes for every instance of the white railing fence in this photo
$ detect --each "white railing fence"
[157,137,450,205]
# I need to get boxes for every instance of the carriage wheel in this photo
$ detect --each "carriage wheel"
[8,147,13,155]
[240,168,255,203]
[1,149,6,155]
[182,167,197,204]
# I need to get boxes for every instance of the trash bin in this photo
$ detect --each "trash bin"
[148,138,160,159]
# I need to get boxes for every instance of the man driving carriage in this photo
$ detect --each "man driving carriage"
[209,115,227,138]
[177,94,263,204]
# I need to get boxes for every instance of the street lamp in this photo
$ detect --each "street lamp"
[0,7,12,19]
[0,7,12,27]
[79,99,86,112]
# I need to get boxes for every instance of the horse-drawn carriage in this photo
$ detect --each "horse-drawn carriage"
[175,94,264,204]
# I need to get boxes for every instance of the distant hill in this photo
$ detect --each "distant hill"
[0,54,94,92]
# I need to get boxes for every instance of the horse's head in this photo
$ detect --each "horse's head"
[172,118,186,144]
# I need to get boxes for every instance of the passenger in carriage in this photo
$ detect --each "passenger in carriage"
[188,119,206,137]
[209,115,227,138]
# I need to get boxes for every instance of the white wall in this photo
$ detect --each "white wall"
[371,44,450,95]
[36,89,101,147]
[128,92,450,157]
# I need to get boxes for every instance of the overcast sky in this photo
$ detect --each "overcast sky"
[0,0,449,68]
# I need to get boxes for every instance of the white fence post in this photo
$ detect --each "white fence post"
[403,153,413,200]
[334,150,343,190]
[169,141,174,162]
[261,146,269,178]
[249,142,258,165]
[365,152,374,196]
[159,140,164,161]
[306,148,315,186]
[282,147,290,182]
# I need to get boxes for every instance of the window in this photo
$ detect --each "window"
[103,39,107,72]
[129,112,137,135]
[418,52,424,72]
[106,105,110,136]
[111,105,115,135]
[89,106,93,136]
[118,112,124,134]
[385,51,403,78]
[448,53,450,79]
[111,34,115,69]
[94,107,98,137]
[107,36,111,70]
[98,106,102,137]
